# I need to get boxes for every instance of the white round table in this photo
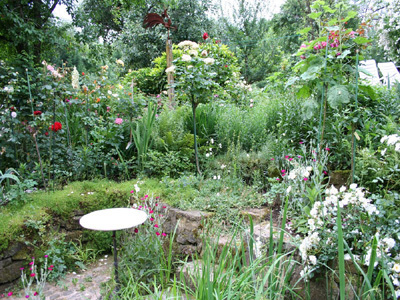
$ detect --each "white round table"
[79,208,148,294]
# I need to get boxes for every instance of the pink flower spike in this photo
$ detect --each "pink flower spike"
[162,233,167,237]
[130,190,134,194]
[284,155,289,159]
[156,232,160,236]
[276,178,280,181]
[144,195,148,198]
[155,196,160,199]
[30,273,35,277]
[270,158,274,160]
[155,203,158,206]
[303,178,308,181]
[299,141,304,144]
[281,170,286,173]
[323,171,328,175]
[150,217,154,221]
[25,295,29,299]
[134,228,138,233]
[139,206,142,208]
[29,262,34,266]
[289,158,293,161]
[163,206,167,209]
[297,155,302,158]
[159,214,163,217]
[149,210,154,214]
[34,292,38,296]
[7,292,13,296]
[154,224,159,228]
[325,147,330,151]
[44,255,48,258]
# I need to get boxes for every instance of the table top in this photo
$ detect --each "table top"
[79,208,148,231]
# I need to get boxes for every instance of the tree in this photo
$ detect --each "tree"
[0,0,76,65]
[216,0,270,83]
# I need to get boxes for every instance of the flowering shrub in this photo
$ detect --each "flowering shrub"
[298,183,400,297]
[266,143,329,228]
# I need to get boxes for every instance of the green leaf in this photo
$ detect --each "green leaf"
[337,49,351,59]
[327,18,339,26]
[44,85,52,90]
[326,26,339,31]
[327,85,351,108]
[344,11,357,22]
[354,37,371,45]
[297,85,311,98]
[285,76,299,88]
[323,5,336,13]
[300,65,322,80]
[359,85,377,100]
[301,98,318,119]
[308,12,322,20]
[298,27,312,35]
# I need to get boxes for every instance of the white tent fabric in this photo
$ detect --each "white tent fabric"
[359,59,381,85]
[377,62,400,85]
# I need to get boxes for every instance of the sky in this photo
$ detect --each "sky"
[52,0,287,22]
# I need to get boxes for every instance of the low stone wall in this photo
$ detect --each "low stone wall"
[0,243,27,292]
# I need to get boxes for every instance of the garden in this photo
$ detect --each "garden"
[1,0,400,299]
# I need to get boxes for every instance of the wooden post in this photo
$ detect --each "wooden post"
[166,38,175,107]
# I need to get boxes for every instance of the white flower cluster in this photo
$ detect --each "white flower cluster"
[203,57,215,65]
[287,166,312,180]
[165,65,176,74]
[299,184,380,278]
[177,40,199,50]
[381,134,400,154]
[3,86,14,93]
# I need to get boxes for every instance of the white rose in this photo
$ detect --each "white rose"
[203,58,215,65]
[182,54,191,62]
[165,65,176,74]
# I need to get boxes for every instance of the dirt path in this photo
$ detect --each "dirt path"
[5,256,113,300]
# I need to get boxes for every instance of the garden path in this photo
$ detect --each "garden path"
[7,256,113,300]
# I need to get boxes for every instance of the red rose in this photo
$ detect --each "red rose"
[51,122,62,132]
[33,111,42,116]
[82,72,85,76]
[202,32,209,40]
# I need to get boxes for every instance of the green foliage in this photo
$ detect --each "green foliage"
[130,101,157,169]
[327,85,350,108]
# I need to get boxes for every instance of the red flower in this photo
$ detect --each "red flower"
[30,273,35,277]
[33,111,42,116]
[224,65,228,68]
[44,132,49,136]
[82,72,85,76]
[134,228,138,233]
[51,122,62,132]
[202,32,209,40]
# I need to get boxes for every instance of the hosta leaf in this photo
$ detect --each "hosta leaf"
[327,85,350,108]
